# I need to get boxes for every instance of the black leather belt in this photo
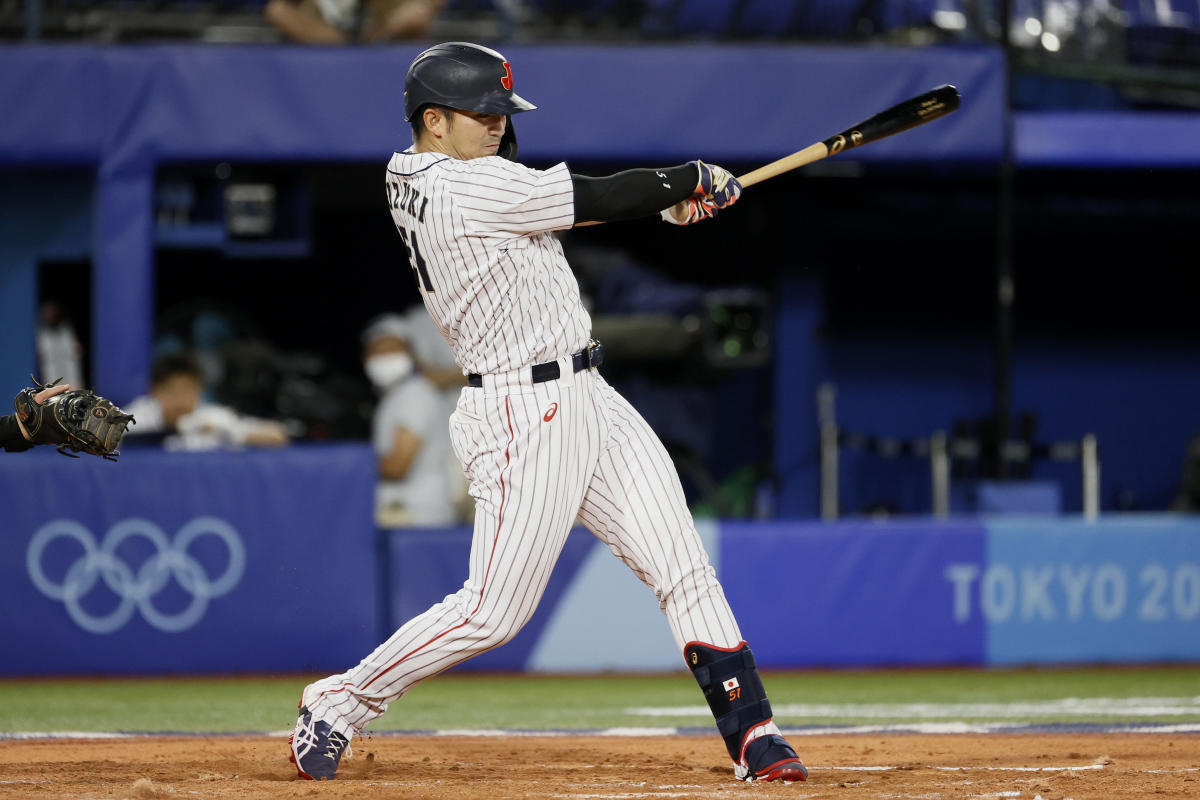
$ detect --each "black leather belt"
[468,341,604,388]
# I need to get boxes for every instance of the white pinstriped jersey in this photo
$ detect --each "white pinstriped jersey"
[385,150,592,375]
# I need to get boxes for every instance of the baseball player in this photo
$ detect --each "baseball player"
[290,42,807,784]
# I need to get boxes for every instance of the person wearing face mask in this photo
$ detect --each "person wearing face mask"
[362,314,455,527]
[400,304,472,519]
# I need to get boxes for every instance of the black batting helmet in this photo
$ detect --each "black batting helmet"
[404,42,536,160]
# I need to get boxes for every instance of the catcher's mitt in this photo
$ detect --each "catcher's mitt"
[13,376,135,461]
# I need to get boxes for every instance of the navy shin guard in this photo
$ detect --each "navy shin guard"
[684,641,808,782]
[685,641,771,762]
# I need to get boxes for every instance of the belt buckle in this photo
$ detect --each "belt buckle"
[585,339,604,370]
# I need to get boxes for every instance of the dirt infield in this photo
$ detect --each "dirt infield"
[1,733,1196,799]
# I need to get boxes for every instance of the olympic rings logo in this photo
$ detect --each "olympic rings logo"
[26,517,246,635]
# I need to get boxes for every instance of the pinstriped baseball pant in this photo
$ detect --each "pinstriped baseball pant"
[306,361,742,734]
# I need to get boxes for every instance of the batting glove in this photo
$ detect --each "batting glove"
[692,160,742,210]
[660,161,742,225]
[660,196,720,226]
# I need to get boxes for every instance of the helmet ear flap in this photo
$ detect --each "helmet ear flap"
[497,116,517,161]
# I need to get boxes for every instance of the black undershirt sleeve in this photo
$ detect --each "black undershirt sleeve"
[0,414,34,452]
[571,163,699,224]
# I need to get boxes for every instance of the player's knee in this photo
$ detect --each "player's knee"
[478,626,516,650]
[466,610,531,651]
[465,624,515,652]
[659,562,719,606]
[448,584,539,652]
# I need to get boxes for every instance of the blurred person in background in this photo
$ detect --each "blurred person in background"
[362,314,456,527]
[402,302,467,395]
[124,353,289,451]
[264,0,447,44]
[401,303,471,519]
[36,300,84,390]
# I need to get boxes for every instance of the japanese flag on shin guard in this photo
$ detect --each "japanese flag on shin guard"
[684,641,808,782]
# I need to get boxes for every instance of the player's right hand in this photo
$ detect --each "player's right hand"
[32,383,71,405]
[661,196,719,225]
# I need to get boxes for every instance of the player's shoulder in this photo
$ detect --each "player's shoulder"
[440,156,566,182]
[387,149,452,177]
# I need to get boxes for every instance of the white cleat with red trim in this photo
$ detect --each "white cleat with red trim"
[735,723,808,782]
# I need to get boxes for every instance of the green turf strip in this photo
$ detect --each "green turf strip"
[1,667,1198,733]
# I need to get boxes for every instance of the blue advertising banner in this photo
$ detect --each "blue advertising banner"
[7,448,1198,676]
[720,520,988,668]
[981,516,1200,665]
[0,444,378,675]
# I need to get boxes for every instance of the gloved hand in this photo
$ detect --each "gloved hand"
[13,376,134,461]
[661,160,742,226]
[693,160,742,209]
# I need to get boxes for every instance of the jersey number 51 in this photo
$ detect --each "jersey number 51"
[394,223,434,293]
[387,181,435,293]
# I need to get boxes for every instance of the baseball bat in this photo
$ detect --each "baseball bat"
[575,85,959,227]
[735,84,961,188]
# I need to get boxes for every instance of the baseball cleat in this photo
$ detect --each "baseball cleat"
[753,757,809,782]
[289,706,349,780]
[742,734,808,782]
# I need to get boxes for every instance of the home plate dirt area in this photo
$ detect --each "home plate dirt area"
[1,733,1197,799]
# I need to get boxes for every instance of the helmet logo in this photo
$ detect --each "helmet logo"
[500,62,513,91]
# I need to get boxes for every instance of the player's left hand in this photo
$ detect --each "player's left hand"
[692,160,742,210]
[661,161,742,226]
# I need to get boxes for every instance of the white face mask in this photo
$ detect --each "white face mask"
[365,352,414,388]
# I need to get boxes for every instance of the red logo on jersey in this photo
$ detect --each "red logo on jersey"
[500,62,513,91]
[543,403,558,422]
